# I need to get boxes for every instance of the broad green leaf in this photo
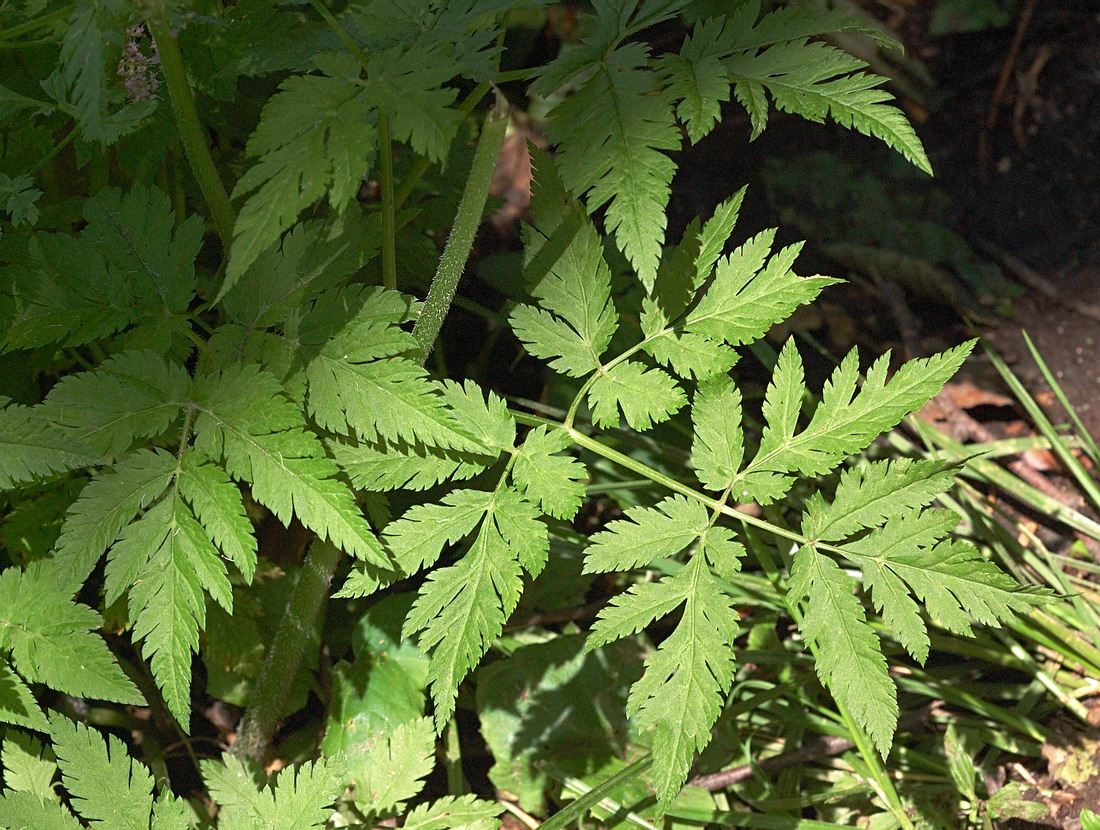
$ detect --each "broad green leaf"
[322,594,429,780]
[476,635,638,814]
[192,365,386,565]
[789,544,897,756]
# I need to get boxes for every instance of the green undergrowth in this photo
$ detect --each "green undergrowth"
[0,1,1071,828]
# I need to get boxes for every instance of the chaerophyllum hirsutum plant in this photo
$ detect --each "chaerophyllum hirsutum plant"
[0,0,1053,827]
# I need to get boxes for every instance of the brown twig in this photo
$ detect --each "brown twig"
[979,0,1038,174]
[689,709,934,792]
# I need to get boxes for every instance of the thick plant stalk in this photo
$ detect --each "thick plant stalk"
[412,96,509,363]
[148,19,235,247]
[231,539,341,762]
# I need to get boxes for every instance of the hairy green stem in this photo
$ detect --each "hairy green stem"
[148,19,235,247]
[378,114,397,290]
[412,97,508,362]
[232,539,341,762]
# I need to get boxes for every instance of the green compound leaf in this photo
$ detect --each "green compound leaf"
[802,457,960,543]
[510,213,617,379]
[789,543,897,756]
[686,231,838,347]
[52,448,176,595]
[589,360,686,431]
[49,714,163,830]
[726,39,930,173]
[511,426,586,520]
[584,495,710,574]
[104,490,232,725]
[41,350,190,458]
[192,365,386,566]
[737,339,975,503]
[691,377,745,492]
[177,453,258,582]
[0,563,143,706]
[384,489,493,576]
[3,185,200,353]
[353,716,436,814]
[203,753,344,830]
[300,288,483,452]
[401,794,502,830]
[588,551,741,809]
[227,64,375,293]
[0,789,83,830]
[845,512,1056,663]
[403,488,546,730]
[542,41,679,290]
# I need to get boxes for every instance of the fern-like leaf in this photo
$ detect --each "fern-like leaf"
[789,543,897,756]
[51,448,176,594]
[49,714,165,830]
[300,288,481,452]
[401,794,503,830]
[511,426,586,520]
[0,563,143,706]
[0,401,100,491]
[226,55,376,292]
[0,661,48,731]
[353,716,436,814]
[403,488,546,729]
[41,350,189,458]
[587,521,742,807]
[725,40,930,173]
[737,340,974,502]
[539,42,679,289]
[104,491,232,725]
[3,185,201,353]
[192,365,386,566]
[202,753,343,830]
[589,360,686,431]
